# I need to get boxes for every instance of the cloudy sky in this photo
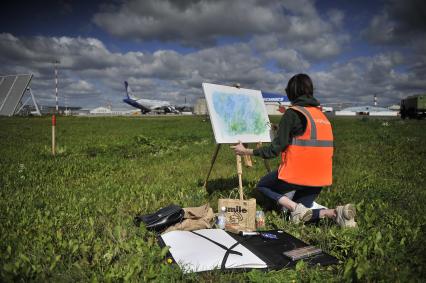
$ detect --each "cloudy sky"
[1,0,425,109]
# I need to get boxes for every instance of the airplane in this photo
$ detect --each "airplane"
[123,81,179,114]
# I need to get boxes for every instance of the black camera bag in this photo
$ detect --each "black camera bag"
[134,204,184,232]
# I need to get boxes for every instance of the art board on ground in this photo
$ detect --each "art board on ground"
[202,83,272,144]
[160,229,267,273]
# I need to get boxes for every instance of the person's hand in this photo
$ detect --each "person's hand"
[230,142,252,156]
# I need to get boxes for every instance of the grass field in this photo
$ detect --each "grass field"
[1,115,425,282]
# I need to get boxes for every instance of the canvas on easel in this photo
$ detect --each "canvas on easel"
[202,83,272,190]
[202,83,272,144]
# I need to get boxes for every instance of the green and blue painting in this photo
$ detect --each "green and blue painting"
[209,92,270,143]
[203,82,271,143]
[213,92,267,135]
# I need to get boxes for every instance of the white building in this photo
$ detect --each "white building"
[89,106,139,116]
[90,107,111,115]
[194,98,208,115]
[335,106,398,117]
[388,104,400,111]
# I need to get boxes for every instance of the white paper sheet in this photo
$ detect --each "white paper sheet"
[161,229,267,273]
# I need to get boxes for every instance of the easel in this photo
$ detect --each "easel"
[203,142,271,190]
[203,82,272,190]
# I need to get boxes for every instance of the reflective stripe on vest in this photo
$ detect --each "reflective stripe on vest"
[278,106,334,187]
[293,106,318,139]
[290,139,334,147]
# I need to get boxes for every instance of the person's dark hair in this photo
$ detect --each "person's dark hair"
[285,73,313,101]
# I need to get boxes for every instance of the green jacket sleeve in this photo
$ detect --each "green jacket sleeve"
[253,110,300,159]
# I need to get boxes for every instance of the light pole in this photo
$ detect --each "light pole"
[54,60,60,113]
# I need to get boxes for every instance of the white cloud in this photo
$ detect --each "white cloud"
[93,0,349,62]
[363,0,426,44]
[299,34,349,60]
[0,31,415,108]
[68,80,95,92]
[327,9,345,28]
[362,11,396,44]
[1,0,423,112]
[310,52,418,106]
[93,0,285,46]
[1,33,279,107]
[265,48,310,71]
[362,0,426,97]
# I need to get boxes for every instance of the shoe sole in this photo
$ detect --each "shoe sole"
[343,204,356,220]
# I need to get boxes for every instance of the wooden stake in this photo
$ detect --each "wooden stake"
[203,144,221,189]
[236,155,243,200]
[52,115,56,156]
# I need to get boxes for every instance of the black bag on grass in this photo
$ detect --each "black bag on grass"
[134,204,184,232]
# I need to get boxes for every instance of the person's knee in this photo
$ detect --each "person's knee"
[254,189,278,211]
[257,174,273,188]
[293,195,317,208]
[256,171,278,188]
[256,178,267,188]
[257,186,267,195]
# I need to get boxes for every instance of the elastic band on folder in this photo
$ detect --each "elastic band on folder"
[220,241,241,270]
[190,231,242,270]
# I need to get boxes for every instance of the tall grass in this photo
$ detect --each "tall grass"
[0,116,425,282]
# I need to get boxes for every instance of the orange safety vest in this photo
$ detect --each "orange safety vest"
[278,106,334,187]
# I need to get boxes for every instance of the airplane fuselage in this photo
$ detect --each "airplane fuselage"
[123,81,179,114]
[123,97,178,114]
[134,98,171,109]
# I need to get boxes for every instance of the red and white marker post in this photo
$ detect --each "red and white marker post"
[52,115,56,156]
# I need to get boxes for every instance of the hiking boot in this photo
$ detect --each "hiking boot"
[335,204,357,228]
[290,203,313,224]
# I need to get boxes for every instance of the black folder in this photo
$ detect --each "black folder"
[228,230,339,269]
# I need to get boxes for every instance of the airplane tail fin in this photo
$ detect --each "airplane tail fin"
[124,81,132,99]
[124,81,139,100]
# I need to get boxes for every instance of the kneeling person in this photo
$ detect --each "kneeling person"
[231,74,356,227]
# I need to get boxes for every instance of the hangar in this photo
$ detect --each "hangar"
[335,106,398,117]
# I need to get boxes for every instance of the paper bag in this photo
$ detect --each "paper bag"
[218,198,256,232]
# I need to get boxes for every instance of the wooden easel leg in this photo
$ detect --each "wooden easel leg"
[257,142,271,173]
[236,155,244,200]
[203,144,221,189]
